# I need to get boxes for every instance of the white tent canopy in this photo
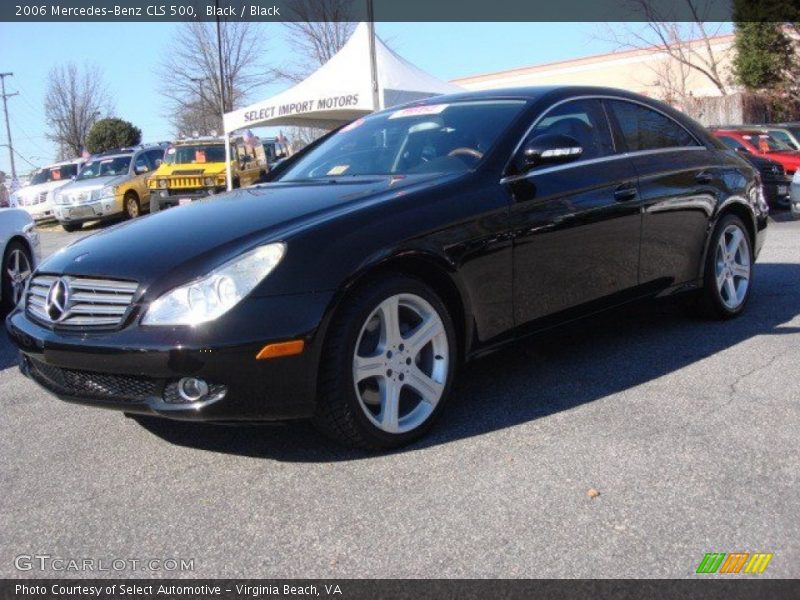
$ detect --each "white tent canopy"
[222,22,462,134]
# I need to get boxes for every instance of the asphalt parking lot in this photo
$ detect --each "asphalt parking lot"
[1,216,798,579]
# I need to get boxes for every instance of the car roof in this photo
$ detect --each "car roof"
[377,86,675,113]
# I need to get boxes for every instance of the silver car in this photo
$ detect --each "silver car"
[0,208,40,311]
[52,145,165,232]
[792,169,800,219]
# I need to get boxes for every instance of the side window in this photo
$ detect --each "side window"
[718,136,748,152]
[147,149,165,167]
[134,152,152,174]
[608,100,698,152]
[525,99,614,163]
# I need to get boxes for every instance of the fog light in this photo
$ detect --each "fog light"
[177,377,209,402]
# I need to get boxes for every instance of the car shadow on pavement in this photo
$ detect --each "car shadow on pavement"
[62,262,800,461]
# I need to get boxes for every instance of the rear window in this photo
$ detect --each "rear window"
[608,100,699,152]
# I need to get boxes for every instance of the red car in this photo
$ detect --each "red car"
[712,128,800,175]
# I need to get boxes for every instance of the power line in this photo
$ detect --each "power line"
[0,72,18,181]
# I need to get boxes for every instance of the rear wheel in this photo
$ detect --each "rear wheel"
[692,214,753,319]
[314,274,457,449]
[2,240,32,311]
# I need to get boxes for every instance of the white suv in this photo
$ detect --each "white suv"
[10,159,85,221]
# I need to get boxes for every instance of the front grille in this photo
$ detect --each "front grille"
[28,358,158,403]
[170,176,205,188]
[37,191,48,204]
[26,274,139,329]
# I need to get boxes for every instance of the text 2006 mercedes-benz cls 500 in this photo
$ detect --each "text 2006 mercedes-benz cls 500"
[7,87,768,449]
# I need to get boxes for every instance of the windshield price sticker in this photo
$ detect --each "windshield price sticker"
[389,104,449,119]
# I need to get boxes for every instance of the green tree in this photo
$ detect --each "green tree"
[85,118,142,154]
[732,22,793,91]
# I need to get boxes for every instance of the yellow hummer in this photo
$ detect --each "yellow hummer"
[149,136,267,212]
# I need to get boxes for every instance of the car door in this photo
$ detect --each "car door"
[505,98,642,326]
[132,151,154,205]
[605,99,721,291]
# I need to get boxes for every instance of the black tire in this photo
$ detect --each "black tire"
[313,274,458,450]
[61,221,82,233]
[690,214,753,320]
[124,192,141,219]
[2,240,32,312]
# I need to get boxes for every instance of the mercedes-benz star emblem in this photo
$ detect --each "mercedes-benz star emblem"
[44,278,70,322]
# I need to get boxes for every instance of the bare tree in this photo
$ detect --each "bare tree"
[158,22,274,135]
[275,0,356,148]
[276,1,356,82]
[44,62,112,159]
[599,0,731,102]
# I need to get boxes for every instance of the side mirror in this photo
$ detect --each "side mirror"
[154,159,162,167]
[135,165,149,174]
[522,134,583,170]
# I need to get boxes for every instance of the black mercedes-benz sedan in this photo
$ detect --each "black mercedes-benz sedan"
[6,87,768,449]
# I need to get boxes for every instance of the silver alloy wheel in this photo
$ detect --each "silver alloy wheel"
[5,247,32,305]
[352,293,449,434]
[715,223,751,310]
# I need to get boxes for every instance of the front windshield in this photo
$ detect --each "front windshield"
[166,144,227,165]
[768,129,800,150]
[281,100,527,180]
[743,133,793,153]
[77,156,131,180]
[30,164,78,185]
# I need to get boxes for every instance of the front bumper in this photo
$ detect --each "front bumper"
[5,291,334,421]
[54,197,121,223]
[762,180,791,208]
[152,187,224,208]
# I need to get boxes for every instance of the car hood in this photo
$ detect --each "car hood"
[58,174,129,195]
[13,179,70,199]
[156,163,227,176]
[38,173,459,290]
[764,151,800,165]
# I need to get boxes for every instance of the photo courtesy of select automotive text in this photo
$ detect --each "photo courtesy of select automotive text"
[1,0,799,597]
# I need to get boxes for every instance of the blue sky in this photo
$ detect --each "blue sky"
[0,21,709,175]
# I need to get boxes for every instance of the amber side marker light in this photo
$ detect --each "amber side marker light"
[256,340,305,359]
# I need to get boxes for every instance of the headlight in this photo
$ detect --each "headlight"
[53,191,65,205]
[142,243,285,326]
[204,177,214,186]
[158,178,168,189]
[91,186,115,201]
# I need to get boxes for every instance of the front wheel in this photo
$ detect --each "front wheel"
[314,274,457,449]
[2,240,32,311]
[692,214,753,319]
[124,192,141,219]
[61,221,82,233]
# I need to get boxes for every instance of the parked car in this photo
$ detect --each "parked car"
[7,87,768,449]
[760,123,800,151]
[53,146,165,232]
[714,135,790,208]
[792,169,800,219]
[148,136,266,212]
[0,208,40,311]
[8,159,85,221]
[711,128,800,176]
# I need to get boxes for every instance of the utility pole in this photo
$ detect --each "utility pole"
[0,72,18,182]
